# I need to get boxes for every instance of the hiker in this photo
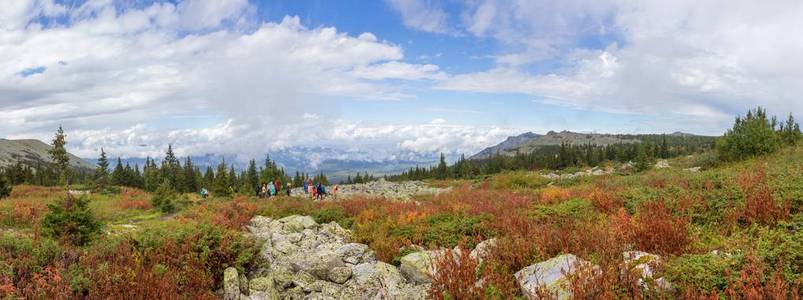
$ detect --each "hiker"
[332,184,338,200]
[316,183,326,200]
[200,188,209,199]
[303,180,308,194]
[268,181,276,197]
[254,184,261,197]
[261,184,267,198]
[310,182,317,199]
[274,179,280,195]
[286,182,292,196]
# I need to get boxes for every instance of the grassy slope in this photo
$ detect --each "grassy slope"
[1,145,801,298]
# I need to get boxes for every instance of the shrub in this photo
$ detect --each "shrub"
[429,246,483,300]
[41,195,102,246]
[531,198,595,222]
[632,200,691,255]
[0,176,10,199]
[539,186,571,204]
[151,180,176,213]
[736,166,789,225]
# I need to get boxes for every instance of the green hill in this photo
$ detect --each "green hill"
[0,138,94,169]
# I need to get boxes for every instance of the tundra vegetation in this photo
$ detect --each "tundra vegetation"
[0,107,801,299]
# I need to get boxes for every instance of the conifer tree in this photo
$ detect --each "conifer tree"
[49,125,71,185]
[111,158,125,186]
[94,148,110,189]
[213,158,230,197]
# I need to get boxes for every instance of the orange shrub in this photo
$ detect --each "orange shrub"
[539,186,571,204]
[584,187,623,214]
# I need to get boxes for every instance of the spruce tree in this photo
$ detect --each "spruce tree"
[213,158,230,197]
[436,153,448,179]
[111,158,125,186]
[48,125,71,185]
[94,148,110,189]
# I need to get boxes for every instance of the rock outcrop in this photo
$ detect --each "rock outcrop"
[291,179,446,200]
[622,251,673,292]
[234,215,430,300]
[515,254,600,300]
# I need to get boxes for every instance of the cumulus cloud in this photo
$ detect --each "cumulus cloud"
[442,0,803,123]
[0,0,460,159]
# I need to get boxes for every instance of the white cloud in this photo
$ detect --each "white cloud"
[387,0,454,34]
[442,0,803,121]
[0,0,458,160]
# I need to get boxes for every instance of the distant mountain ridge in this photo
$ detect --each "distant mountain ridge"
[470,130,704,159]
[0,138,95,169]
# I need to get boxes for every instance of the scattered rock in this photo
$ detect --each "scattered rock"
[223,267,240,300]
[684,167,702,172]
[469,238,497,263]
[623,251,673,292]
[399,250,443,284]
[515,254,600,300]
[655,160,670,169]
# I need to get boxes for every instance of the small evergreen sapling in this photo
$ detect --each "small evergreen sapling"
[42,194,101,246]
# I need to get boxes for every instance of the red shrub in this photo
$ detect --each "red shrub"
[584,187,623,214]
[429,246,483,300]
[210,197,258,230]
[736,166,789,225]
[631,200,690,255]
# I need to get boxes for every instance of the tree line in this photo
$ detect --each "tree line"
[388,134,715,181]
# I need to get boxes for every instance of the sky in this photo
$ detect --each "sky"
[2,0,803,161]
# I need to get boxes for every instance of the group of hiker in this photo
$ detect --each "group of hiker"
[255,179,292,198]
[252,179,338,200]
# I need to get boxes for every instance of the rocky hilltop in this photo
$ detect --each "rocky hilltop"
[0,138,94,169]
[471,131,640,159]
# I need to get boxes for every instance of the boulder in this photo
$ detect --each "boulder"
[248,276,280,300]
[470,238,497,263]
[655,160,670,169]
[623,251,673,292]
[400,250,442,284]
[515,254,599,300]
[223,267,240,300]
[335,243,375,265]
[279,215,318,232]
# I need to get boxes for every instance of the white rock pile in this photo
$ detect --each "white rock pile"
[224,215,430,300]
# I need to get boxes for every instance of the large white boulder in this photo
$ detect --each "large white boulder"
[515,254,599,300]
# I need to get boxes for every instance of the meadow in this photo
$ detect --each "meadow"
[1,145,802,299]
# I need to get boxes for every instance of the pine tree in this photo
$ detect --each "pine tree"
[436,153,448,179]
[94,148,110,189]
[49,125,71,185]
[246,159,259,190]
[634,144,651,172]
[659,135,670,159]
[111,158,125,186]
[182,157,198,193]
[213,158,230,197]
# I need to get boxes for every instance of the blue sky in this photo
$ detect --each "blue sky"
[1,0,802,160]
